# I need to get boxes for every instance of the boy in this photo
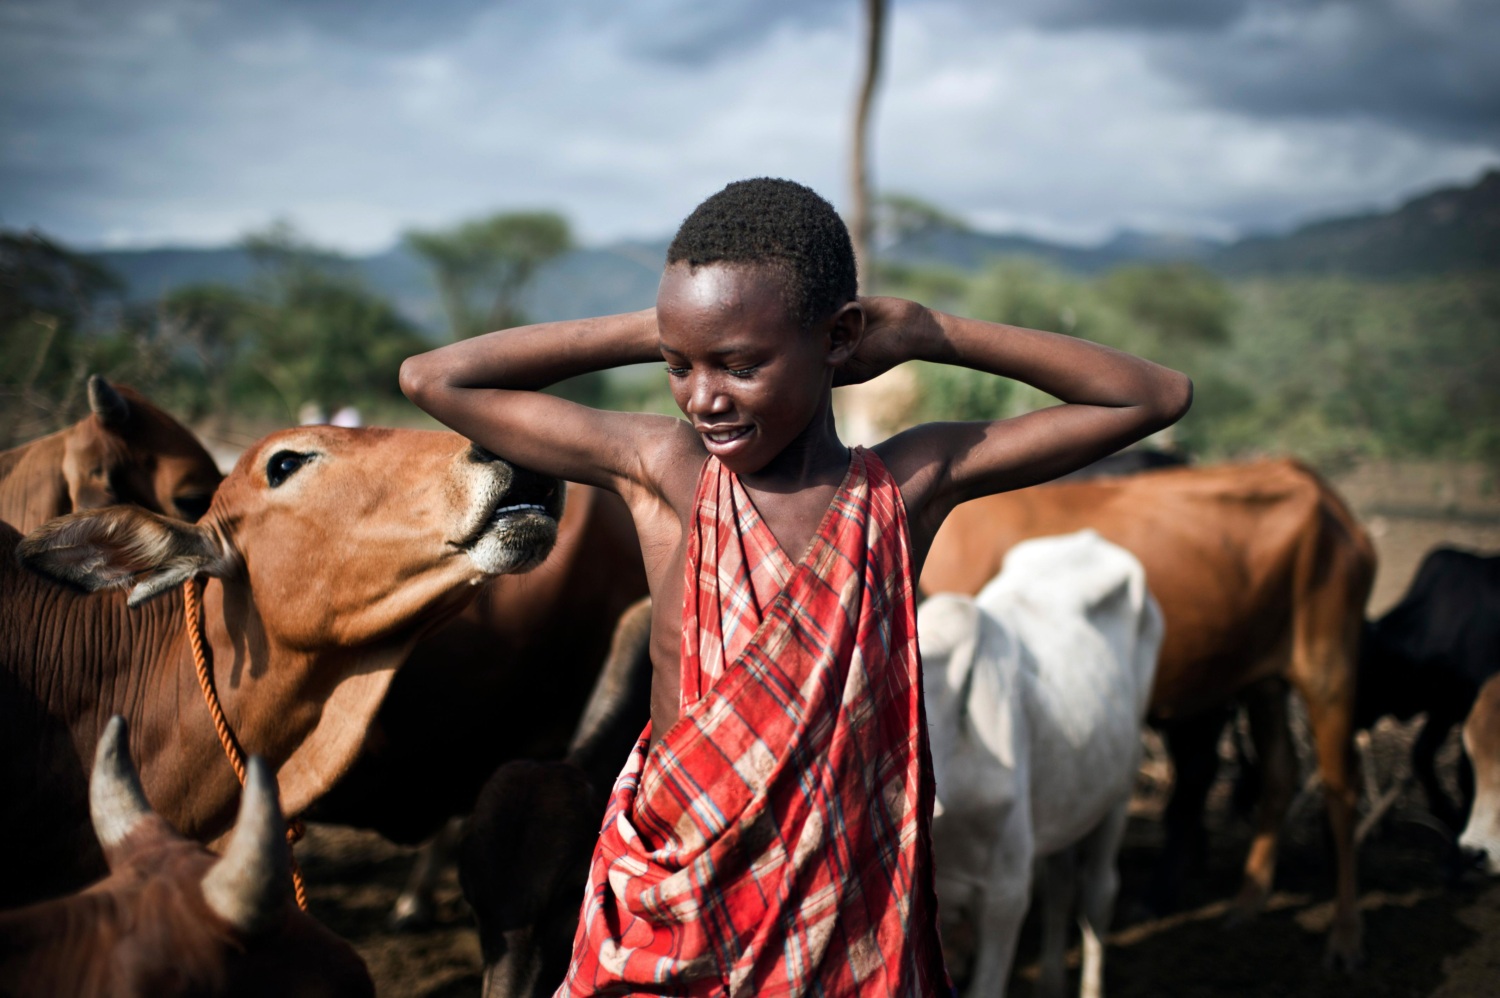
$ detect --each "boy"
[401,178,1191,996]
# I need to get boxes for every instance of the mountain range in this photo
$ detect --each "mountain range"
[87,168,1499,334]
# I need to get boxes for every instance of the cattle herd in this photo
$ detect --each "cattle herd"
[1,375,1495,998]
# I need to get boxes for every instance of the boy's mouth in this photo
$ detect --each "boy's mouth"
[699,425,751,447]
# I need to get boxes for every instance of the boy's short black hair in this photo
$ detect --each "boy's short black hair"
[667,178,857,329]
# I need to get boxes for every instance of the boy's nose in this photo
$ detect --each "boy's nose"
[687,378,730,416]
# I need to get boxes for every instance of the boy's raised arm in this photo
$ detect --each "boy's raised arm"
[859,297,1193,528]
[399,309,694,494]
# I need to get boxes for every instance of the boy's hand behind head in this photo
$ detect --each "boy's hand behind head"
[832,297,938,388]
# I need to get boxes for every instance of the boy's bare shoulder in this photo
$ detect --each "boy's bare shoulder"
[612,411,707,518]
[870,418,1025,567]
[870,422,966,551]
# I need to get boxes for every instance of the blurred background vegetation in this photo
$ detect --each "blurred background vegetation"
[3,175,1496,470]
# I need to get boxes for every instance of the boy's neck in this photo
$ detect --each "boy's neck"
[737,403,849,495]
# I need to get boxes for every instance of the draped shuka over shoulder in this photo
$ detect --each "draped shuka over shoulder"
[556,448,950,997]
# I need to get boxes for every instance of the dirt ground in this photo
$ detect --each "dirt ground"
[296,459,1500,997]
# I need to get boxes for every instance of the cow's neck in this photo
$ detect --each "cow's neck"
[182,578,415,837]
[0,433,70,533]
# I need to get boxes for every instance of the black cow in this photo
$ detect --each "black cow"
[1357,547,1500,832]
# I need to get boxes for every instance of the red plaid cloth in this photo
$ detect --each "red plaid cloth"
[556,448,950,997]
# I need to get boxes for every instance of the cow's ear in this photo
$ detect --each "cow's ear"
[18,506,232,607]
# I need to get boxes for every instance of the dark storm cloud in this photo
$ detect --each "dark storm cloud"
[609,0,850,65]
[1158,1,1500,142]
[1034,0,1256,32]
[1015,0,1500,142]
[0,0,1493,249]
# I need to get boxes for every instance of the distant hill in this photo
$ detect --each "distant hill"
[92,240,667,338]
[881,226,1221,274]
[83,170,1498,328]
[1210,169,1500,277]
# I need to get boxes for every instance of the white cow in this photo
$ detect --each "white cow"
[919,530,1163,998]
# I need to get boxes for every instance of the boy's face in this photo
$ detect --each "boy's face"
[656,261,834,476]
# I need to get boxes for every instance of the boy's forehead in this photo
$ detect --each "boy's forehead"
[658,260,792,319]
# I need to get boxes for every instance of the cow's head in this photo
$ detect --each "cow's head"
[74,716,373,996]
[1460,675,1500,875]
[60,375,223,521]
[19,426,563,647]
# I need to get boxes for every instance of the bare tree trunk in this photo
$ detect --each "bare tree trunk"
[849,0,887,291]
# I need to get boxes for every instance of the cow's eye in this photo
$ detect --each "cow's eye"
[266,450,311,488]
[173,493,213,521]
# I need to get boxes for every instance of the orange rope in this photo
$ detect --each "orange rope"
[184,577,309,911]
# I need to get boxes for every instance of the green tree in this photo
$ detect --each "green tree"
[405,211,573,340]
[241,270,427,415]
[156,283,259,429]
[874,192,971,245]
[154,224,429,423]
[0,229,125,445]
[1098,263,1234,349]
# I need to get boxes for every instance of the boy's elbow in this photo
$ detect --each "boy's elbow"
[1158,370,1193,426]
[398,353,438,406]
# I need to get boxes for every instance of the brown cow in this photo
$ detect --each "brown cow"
[920,458,1375,968]
[0,375,222,530]
[1460,674,1500,874]
[313,482,649,842]
[2,425,561,906]
[307,481,649,928]
[0,716,373,997]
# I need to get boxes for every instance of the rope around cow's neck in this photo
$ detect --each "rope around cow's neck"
[183,577,309,911]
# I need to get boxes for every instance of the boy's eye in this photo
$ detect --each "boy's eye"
[664,365,689,378]
[727,366,758,379]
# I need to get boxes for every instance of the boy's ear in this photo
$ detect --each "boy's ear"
[825,300,865,366]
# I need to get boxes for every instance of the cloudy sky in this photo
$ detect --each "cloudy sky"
[3,0,1495,252]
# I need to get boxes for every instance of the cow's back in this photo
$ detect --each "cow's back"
[923,459,1374,718]
[0,433,69,530]
[1376,548,1500,689]
[978,532,1162,850]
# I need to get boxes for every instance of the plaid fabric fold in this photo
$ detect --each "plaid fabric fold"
[556,448,950,997]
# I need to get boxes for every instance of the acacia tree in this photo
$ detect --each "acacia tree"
[405,211,572,341]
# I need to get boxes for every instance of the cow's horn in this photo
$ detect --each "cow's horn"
[89,715,154,850]
[200,757,290,935]
[88,374,130,428]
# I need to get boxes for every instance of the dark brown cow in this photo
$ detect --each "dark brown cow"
[2,426,561,906]
[1460,675,1500,874]
[0,375,222,530]
[921,458,1376,968]
[460,597,655,998]
[0,716,373,998]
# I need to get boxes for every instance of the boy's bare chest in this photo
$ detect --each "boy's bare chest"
[637,480,841,743]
